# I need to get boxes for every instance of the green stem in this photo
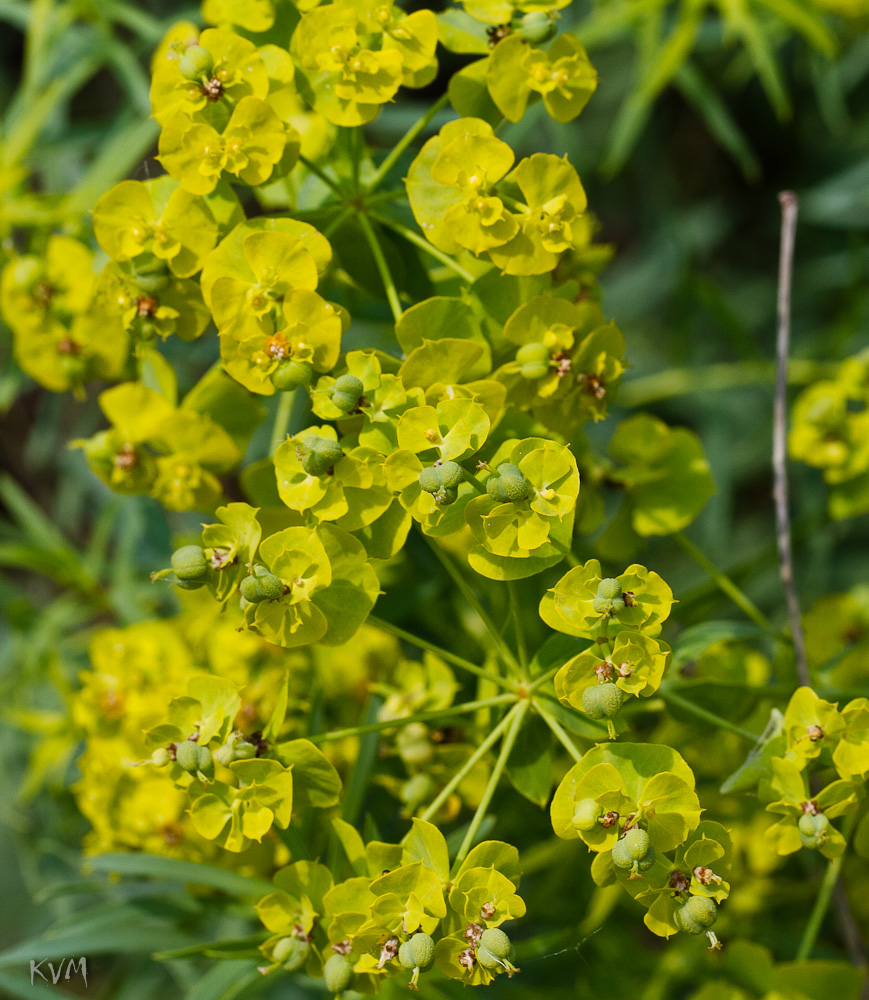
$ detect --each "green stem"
[369,213,477,284]
[674,531,775,632]
[795,813,858,961]
[460,467,486,494]
[419,705,519,823]
[367,92,450,194]
[298,154,345,196]
[357,213,403,321]
[536,705,584,764]
[659,684,760,741]
[453,700,529,866]
[307,693,515,744]
[268,390,295,457]
[422,534,521,673]
[508,581,528,669]
[368,615,516,691]
[323,205,354,240]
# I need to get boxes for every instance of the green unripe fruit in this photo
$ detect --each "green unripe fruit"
[175,578,205,590]
[497,463,523,480]
[302,436,343,476]
[621,827,652,860]
[418,466,442,494]
[171,544,208,582]
[272,935,310,971]
[596,578,623,601]
[214,736,256,766]
[675,896,718,935]
[612,828,655,874]
[516,342,551,380]
[331,392,358,413]
[799,812,831,848]
[175,739,200,773]
[196,744,214,779]
[582,683,623,719]
[241,567,284,603]
[271,359,313,391]
[518,10,556,43]
[476,928,516,972]
[516,342,550,367]
[254,570,284,601]
[324,953,354,994]
[178,44,214,80]
[487,463,530,503]
[399,933,435,971]
[438,461,464,489]
[334,374,364,396]
[398,940,416,970]
[571,797,602,831]
[150,747,171,766]
[498,473,530,503]
[331,374,364,411]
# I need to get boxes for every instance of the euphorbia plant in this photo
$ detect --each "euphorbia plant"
[2,0,869,997]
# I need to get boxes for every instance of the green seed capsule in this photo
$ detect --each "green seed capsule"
[498,473,530,503]
[621,827,652,860]
[400,932,435,970]
[419,466,442,494]
[476,928,519,976]
[324,953,354,994]
[398,940,417,970]
[612,828,655,875]
[582,683,623,719]
[331,374,364,411]
[272,935,310,971]
[196,744,214,779]
[239,575,261,603]
[518,10,556,44]
[438,460,464,489]
[171,544,208,582]
[178,44,214,81]
[271,359,313,391]
[302,436,343,476]
[334,374,363,396]
[516,343,550,367]
[175,739,200,773]
[799,812,831,848]
[150,747,171,766]
[331,391,359,413]
[516,342,551,380]
[674,896,718,935]
[596,578,623,601]
[571,797,602,831]
[254,570,284,601]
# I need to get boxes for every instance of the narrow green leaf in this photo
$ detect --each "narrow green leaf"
[83,853,274,897]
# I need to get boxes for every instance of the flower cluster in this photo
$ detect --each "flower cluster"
[789,352,869,519]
